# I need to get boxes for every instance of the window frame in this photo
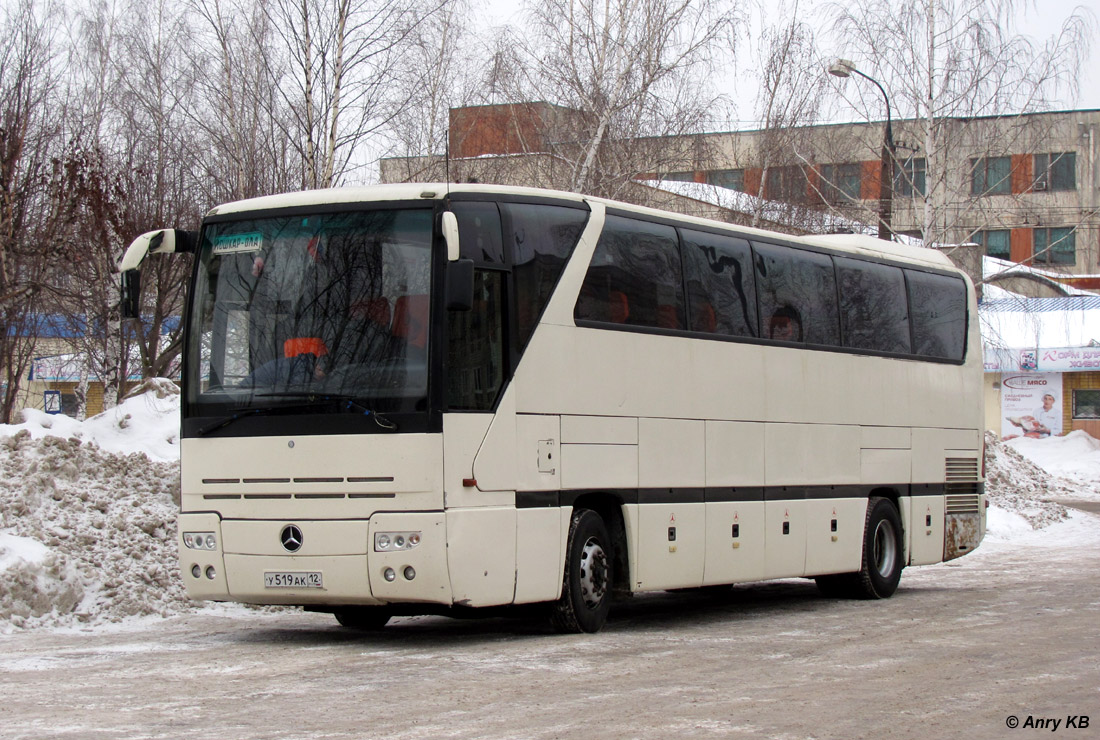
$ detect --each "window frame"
[972,229,1011,260]
[1032,227,1076,265]
[895,157,926,197]
[820,163,863,204]
[970,156,1011,196]
[1034,152,1076,192]
[1072,389,1100,420]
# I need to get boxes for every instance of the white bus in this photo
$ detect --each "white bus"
[121,184,985,633]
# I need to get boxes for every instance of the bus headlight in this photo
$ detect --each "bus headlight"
[183,532,217,550]
[374,531,421,552]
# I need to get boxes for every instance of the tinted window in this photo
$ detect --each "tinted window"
[501,202,588,348]
[575,215,685,330]
[906,270,967,360]
[447,270,505,410]
[836,257,911,354]
[753,242,840,346]
[680,229,757,337]
[451,202,505,264]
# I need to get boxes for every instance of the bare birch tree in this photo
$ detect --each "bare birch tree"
[748,8,834,230]
[263,0,442,188]
[190,0,305,202]
[827,0,1093,250]
[383,0,477,180]
[504,0,737,199]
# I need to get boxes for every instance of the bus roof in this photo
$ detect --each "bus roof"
[208,183,957,272]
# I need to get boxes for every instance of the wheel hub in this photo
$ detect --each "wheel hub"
[578,537,609,609]
[873,519,898,577]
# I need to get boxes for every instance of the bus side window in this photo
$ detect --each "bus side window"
[906,270,967,361]
[451,202,505,264]
[680,228,758,338]
[574,215,684,330]
[752,241,840,347]
[836,257,911,354]
[500,202,588,349]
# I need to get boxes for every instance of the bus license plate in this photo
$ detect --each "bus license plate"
[264,571,323,589]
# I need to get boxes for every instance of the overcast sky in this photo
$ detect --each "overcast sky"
[476,0,1099,129]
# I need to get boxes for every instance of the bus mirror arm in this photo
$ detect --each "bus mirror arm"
[446,259,475,311]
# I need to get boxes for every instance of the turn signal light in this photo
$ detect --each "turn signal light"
[375,531,422,552]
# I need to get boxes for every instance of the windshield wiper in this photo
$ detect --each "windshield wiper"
[196,407,279,435]
[253,392,399,432]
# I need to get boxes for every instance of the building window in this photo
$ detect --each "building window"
[706,169,744,191]
[970,156,1011,195]
[660,171,697,183]
[1073,390,1100,419]
[1033,227,1075,265]
[820,163,862,203]
[895,157,926,197]
[1033,152,1075,191]
[971,229,1010,260]
[765,165,807,203]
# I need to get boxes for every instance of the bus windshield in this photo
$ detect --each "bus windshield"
[186,207,433,417]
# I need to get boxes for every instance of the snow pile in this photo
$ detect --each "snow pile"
[983,431,1072,529]
[0,532,84,628]
[0,383,187,633]
[1004,430,1100,494]
[0,377,181,463]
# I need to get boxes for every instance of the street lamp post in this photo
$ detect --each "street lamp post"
[829,59,896,241]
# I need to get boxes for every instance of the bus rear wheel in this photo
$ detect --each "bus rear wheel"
[550,509,613,634]
[334,607,391,630]
[815,497,904,599]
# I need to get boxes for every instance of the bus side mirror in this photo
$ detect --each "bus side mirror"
[121,269,142,320]
[446,259,474,311]
[118,228,196,321]
[442,211,460,261]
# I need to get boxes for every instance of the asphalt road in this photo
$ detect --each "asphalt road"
[1,517,1098,740]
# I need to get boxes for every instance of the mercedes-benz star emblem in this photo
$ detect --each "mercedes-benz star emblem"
[280,524,304,553]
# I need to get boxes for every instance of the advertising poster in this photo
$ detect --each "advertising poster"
[1001,372,1063,439]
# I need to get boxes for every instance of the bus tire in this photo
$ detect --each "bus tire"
[550,509,613,634]
[816,497,904,599]
[334,607,391,630]
[854,497,904,599]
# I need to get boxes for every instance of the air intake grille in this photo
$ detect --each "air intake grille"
[945,457,980,512]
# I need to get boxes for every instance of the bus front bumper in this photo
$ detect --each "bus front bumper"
[178,511,452,606]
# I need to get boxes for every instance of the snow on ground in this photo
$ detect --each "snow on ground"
[1004,430,1100,496]
[0,384,1097,633]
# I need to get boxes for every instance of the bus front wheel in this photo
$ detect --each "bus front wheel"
[550,509,613,634]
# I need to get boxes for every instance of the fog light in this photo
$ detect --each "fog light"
[403,566,416,580]
[205,566,217,580]
[383,567,396,582]
[191,564,201,578]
